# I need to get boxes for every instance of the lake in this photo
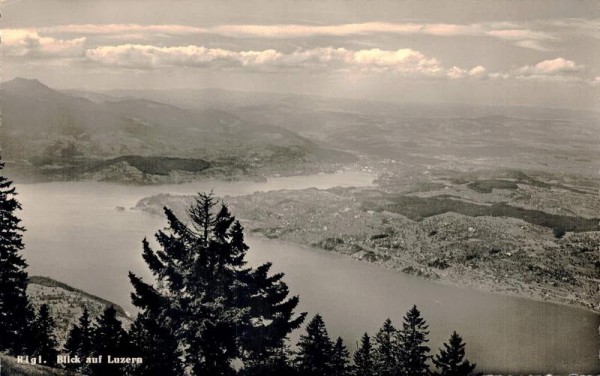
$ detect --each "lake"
[16,171,375,314]
[14,172,600,374]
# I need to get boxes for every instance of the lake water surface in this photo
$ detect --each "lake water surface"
[15,172,600,374]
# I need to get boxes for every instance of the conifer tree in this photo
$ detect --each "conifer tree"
[373,318,399,376]
[433,332,477,376]
[239,347,297,376]
[129,193,304,375]
[0,158,32,354]
[90,305,129,376]
[65,308,95,373]
[30,304,58,366]
[241,259,306,368]
[295,314,334,376]
[353,333,374,376]
[397,305,430,376]
[127,310,183,376]
[65,314,83,356]
[331,337,351,376]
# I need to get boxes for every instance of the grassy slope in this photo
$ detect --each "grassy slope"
[27,276,132,347]
[28,277,127,316]
[0,277,130,375]
[0,355,80,376]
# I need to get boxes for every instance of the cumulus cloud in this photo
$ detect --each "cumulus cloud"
[446,65,489,80]
[349,48,443,75]
[85,44,484,79]
[516,58,583,76]
[88,44,595,84]
[86,45,297,70]
[469,66,488,78]
[481,58,590,83]
[444,57,594,83]
[1,29,85,57]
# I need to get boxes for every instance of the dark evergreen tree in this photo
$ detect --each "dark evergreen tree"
[295,314,334,376]
[373,318,398,376]
[129,193,304,375]
[128,238,184,376]
[240,347,298,376]
[65,308,95,373]
[397,305,430,376]
[353,333,373,376]
[30,304,58,366]
[0,158,32,354]
[241,258,306,369]
[433,332,477,376]
[331,337,351,376]
[65,314,83,356]
[90,305,129,376]
[127,310,183,376]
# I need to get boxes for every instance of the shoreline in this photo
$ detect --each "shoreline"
[246,232,600,316]
[126,175,599,316]
[18,175,599,315]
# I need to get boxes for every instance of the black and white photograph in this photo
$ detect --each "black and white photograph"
[0,0,599,375]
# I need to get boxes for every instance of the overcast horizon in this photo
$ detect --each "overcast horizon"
[1,0,599,110]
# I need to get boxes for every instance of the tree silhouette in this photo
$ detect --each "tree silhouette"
[353,333,374,376]
[129,193,304,375]
[295,314,335,376]
[30,304,58,366]
[397,305,430,376]
[127,310,183,376]
[0,157,32,354]
[90,305,129,376]
[239,346,297,376]
[331,337,351,376]
[433,331,477,376]
[65,308,96,373]
[373,318,399,376]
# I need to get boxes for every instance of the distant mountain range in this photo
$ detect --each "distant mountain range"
[69,85,600,164]
[71,86,600,121]
[1,78,353,183]
[2,78,598,182]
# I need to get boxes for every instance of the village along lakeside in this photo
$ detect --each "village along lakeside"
[11,172,600,374]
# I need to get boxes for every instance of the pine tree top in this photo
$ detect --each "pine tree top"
[353,332,373,372]
[298,313,332,348]
[402,305,429,332]
[433,331,477,376]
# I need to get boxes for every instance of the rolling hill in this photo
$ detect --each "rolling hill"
[83,86,600,177]
[1,78,353,183]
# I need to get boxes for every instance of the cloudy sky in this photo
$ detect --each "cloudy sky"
[1,0,599,109]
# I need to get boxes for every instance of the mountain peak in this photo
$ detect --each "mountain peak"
[3,77,54,94]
